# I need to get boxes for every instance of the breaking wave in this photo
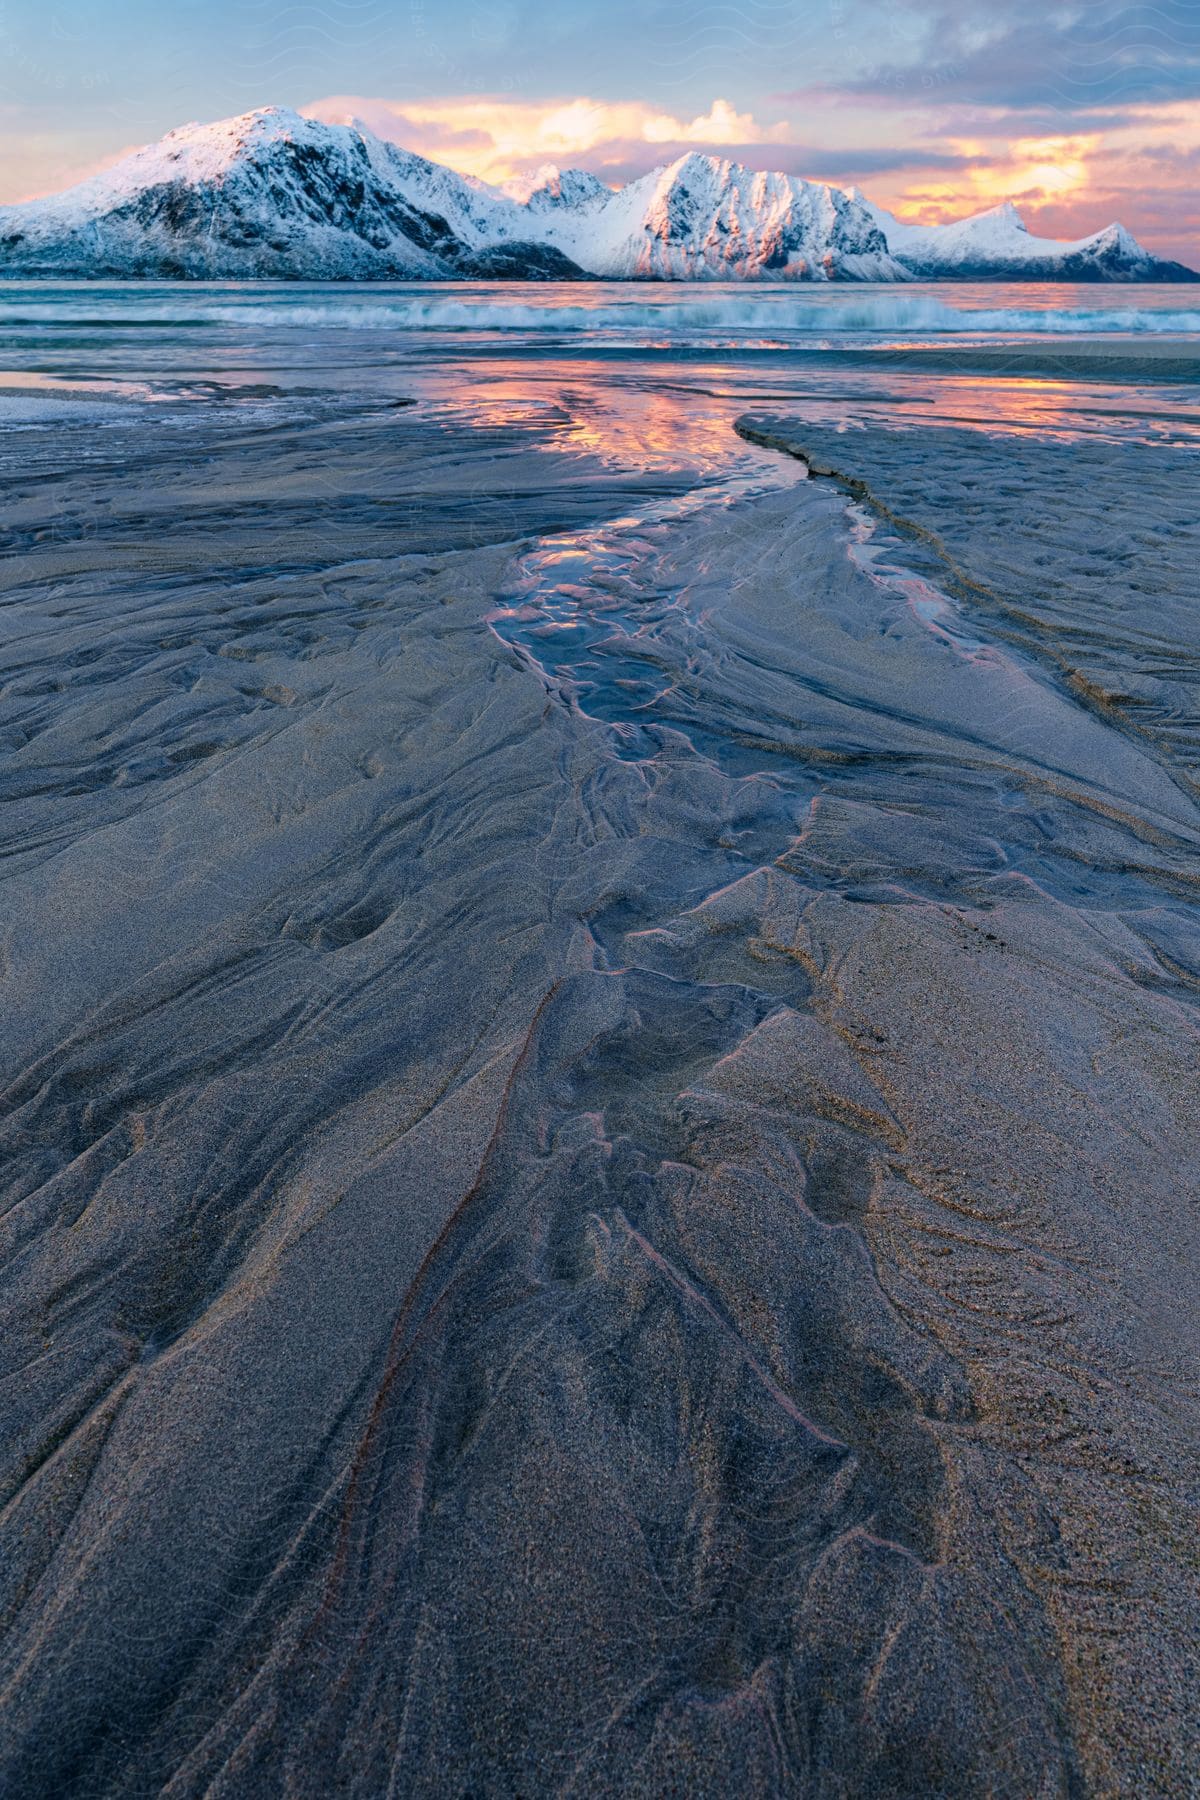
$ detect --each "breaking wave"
[4,291,1200,340]
[211,299,1200,337]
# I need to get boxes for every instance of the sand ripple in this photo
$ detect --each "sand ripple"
[0,384,1197,1796]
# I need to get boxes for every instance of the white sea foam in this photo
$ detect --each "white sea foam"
[3,292,1200,338]
[216,297,1200,337]
[212,299,1200,336]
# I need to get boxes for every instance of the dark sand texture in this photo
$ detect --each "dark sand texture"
[0,382,1197,1797]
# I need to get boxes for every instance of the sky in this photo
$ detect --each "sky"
[0,0,1198,260]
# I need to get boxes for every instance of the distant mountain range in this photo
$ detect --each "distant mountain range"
[849,192,1193,283]
[1,108,1194,283]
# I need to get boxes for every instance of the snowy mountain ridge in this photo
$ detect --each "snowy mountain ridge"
[850,190,1194,282]
[0,107,1193,282]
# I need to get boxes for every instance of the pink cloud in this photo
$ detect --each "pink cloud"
[303,93,793,187]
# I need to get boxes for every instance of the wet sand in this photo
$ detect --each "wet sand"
[0,358,1198,1796]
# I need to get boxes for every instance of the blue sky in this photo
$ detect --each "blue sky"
[2,0,1198,257]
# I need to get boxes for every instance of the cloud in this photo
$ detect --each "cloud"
[299,83,1200,262]
[0,104,141,204]
[805,1,1200,112]
[573,141,975,193]
[863,99,1200,261]
[303,94,793,185]
[2,56,1193,268]
[303,91,972,197]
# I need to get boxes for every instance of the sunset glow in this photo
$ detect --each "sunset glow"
[1,2,1197,261]
[304,95,793,187]
[296,91,1200,259]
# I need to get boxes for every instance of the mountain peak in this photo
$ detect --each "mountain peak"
[976,199,1027,232]
[1092,221,1139,252]
[515,166,611,212]
[161,106,313,153]
[659,150,730,185]
[2,105,1193,283]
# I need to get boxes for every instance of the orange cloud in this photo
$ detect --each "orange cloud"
[0,136,142,205]
[3,90,1194,264]
[304,94,791,184]
[871,104,1200,247]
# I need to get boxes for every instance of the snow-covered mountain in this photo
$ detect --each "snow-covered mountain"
[0,110,585,280]
[0,107,1193,283]
[0,108,902,281]
[509,166,611,215]
[530,153,903,280]
[853,194,1196,283]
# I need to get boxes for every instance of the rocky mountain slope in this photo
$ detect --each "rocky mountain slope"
[0,107,1192,282]
[854,193,1197,282]
[0,108,902,282]
[531,153,903,279]
[0,110,585,281]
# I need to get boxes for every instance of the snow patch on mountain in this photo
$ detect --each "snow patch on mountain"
[0,110,904,282]
[0,108,1193,283]
[532,152,905,280]
[852,192,1196,283]
[0,109,587,280]
[504,166,611,214]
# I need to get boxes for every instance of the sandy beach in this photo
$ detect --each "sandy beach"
[0,287,1197,1795]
